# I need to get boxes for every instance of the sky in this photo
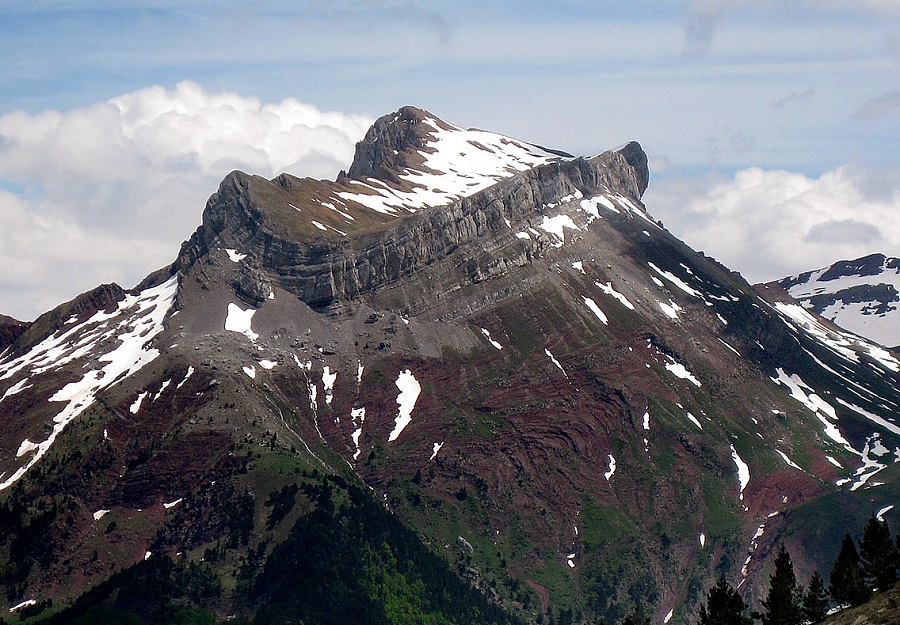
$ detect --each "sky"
[1,1,899,321]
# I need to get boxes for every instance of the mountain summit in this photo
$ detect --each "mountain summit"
[1,108,898,625]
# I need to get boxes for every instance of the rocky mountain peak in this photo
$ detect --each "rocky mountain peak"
[614,140,650,196]
[346,105,435,182]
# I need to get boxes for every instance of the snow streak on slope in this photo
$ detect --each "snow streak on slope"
[780,255,900,348]
[388,370,421,442]
[773,303,900,373]
[730,445,750,500]
[338,117,565,214]
[769,299,900,454]
[0,276,178,490]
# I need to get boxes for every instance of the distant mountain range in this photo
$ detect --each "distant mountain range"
[770,254,900,349]
[1,107,898,625]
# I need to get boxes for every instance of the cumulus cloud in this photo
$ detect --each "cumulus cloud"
[0,82,373,321]
[645,164,900,283]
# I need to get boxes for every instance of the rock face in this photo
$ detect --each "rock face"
[177,148,645,312]
[771,253,900,348]
[0,315,28,352]
[1,108,899,625]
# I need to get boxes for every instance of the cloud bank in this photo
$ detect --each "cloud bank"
[0,82,372,320]
[646,164,900,283]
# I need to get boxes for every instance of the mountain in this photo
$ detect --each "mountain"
[771,254,900,349]
[1,106,899,625]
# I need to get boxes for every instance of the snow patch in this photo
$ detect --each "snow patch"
[0,378,33,403]
[658,300,682,320]
[686,412,703,430]
[718,338,740,355]
[225,303,259,342]
[351,407,366,460]
[430,442,444,461]
[775,449,802,471]
[544,348,568,379]
[834,397,900,437]
[322,366,337,405]
[604,454,617,481]
[648,262,702,298]
[580,194,618,217]
[480,328,503,350]
[175,366,195,390]
[665,361,702,387]
[336,118,564,214]
[538,214,580,246]
[9,599,37,613]
[771,368,852,451]
[730,445,750,500]
[225,248,246,263]
[130,391,148,414]
[387,370,421,442]
[595,281,635,310]
[582,297,608,325]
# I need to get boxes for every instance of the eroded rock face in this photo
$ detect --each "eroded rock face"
[176,140,649,312]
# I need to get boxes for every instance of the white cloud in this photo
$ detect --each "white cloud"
[646,164,900,284]
[0,81,373,321]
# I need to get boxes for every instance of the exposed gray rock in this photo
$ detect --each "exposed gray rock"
[175,144,650,313]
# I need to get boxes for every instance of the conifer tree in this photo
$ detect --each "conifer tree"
[761,545,803,625]
[697,576,751,625]
[620,605,650,625]
[829,534,870,607]
[801,571,829,623]
[859,513,899,590]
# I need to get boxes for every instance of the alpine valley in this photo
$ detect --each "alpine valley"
[1,107,899,625]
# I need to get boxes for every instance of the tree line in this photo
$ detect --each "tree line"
[697,512,899,625]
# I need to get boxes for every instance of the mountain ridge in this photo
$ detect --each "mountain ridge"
[1,107,899,625]
[770,253,900,350]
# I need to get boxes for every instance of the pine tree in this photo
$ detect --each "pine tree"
[801,571,829,623]
[697,576,752,625]
[859,514,899,590]
[761,545,803,625]
[829,534,871,607]
[620,605,650,625]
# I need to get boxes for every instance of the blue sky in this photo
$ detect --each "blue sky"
[1,1,899,320]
